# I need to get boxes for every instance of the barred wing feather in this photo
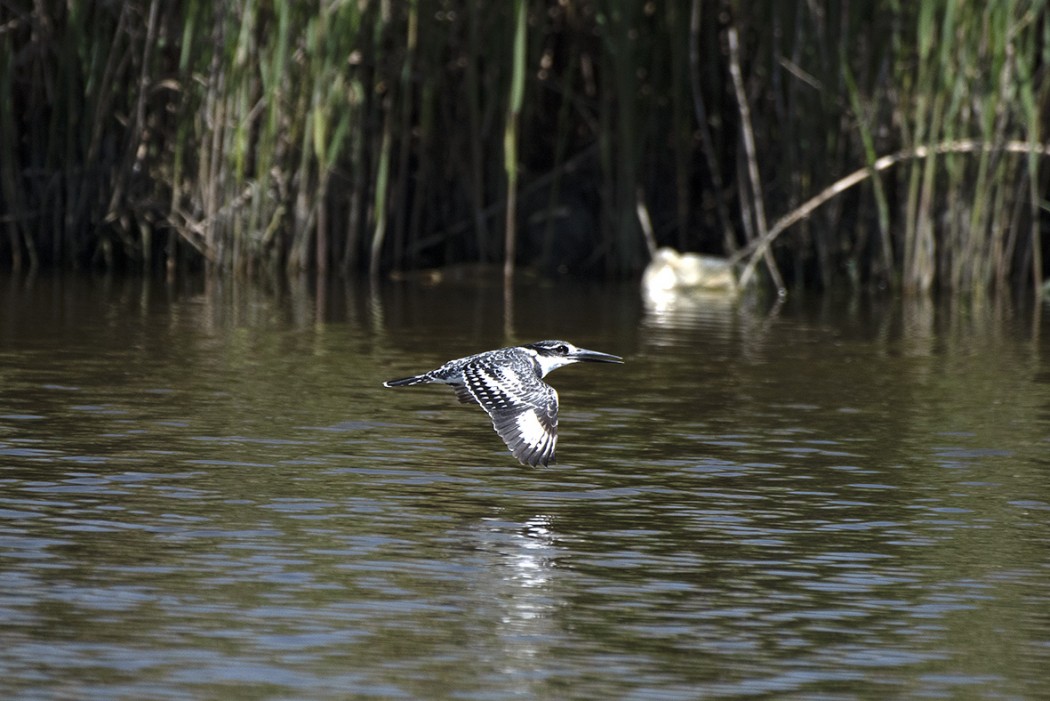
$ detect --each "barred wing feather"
[463,362,559,466]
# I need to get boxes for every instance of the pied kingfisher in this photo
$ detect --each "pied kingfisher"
[383,340,623,466]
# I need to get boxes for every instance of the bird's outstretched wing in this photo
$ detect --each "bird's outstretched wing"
[462,362,558,467]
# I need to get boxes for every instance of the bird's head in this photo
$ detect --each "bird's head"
[524,340,623,377]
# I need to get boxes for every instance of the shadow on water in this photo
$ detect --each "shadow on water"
[1,271,1049,698]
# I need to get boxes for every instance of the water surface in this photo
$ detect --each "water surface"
[1,273,1048,699]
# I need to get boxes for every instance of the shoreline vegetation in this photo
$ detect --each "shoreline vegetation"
[2,1,1049,295]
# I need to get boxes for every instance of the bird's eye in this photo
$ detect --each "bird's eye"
[556,344,569,355]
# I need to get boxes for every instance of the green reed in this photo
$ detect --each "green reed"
[1,1,1048,295]
[892,1,1049,294]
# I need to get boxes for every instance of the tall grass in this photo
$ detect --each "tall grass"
[502,0,527,280]
[1,1,1049,295]
[722,1,1050,295]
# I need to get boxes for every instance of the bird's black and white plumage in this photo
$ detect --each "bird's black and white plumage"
[383,340,623,466]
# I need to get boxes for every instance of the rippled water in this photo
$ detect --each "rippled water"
[1,273,1048,699]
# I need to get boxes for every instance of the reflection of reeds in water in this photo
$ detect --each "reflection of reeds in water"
[2,2,1048,295]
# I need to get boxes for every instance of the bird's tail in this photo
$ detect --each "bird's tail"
[383,374,432,388]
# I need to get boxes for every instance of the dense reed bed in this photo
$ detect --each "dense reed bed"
[2,1,1049,294]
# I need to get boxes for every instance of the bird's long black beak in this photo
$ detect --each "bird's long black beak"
[572,347,623,364]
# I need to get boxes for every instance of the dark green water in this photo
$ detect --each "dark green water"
[1,273,1048,699]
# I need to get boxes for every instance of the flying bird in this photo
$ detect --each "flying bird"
[383,340,623,466]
